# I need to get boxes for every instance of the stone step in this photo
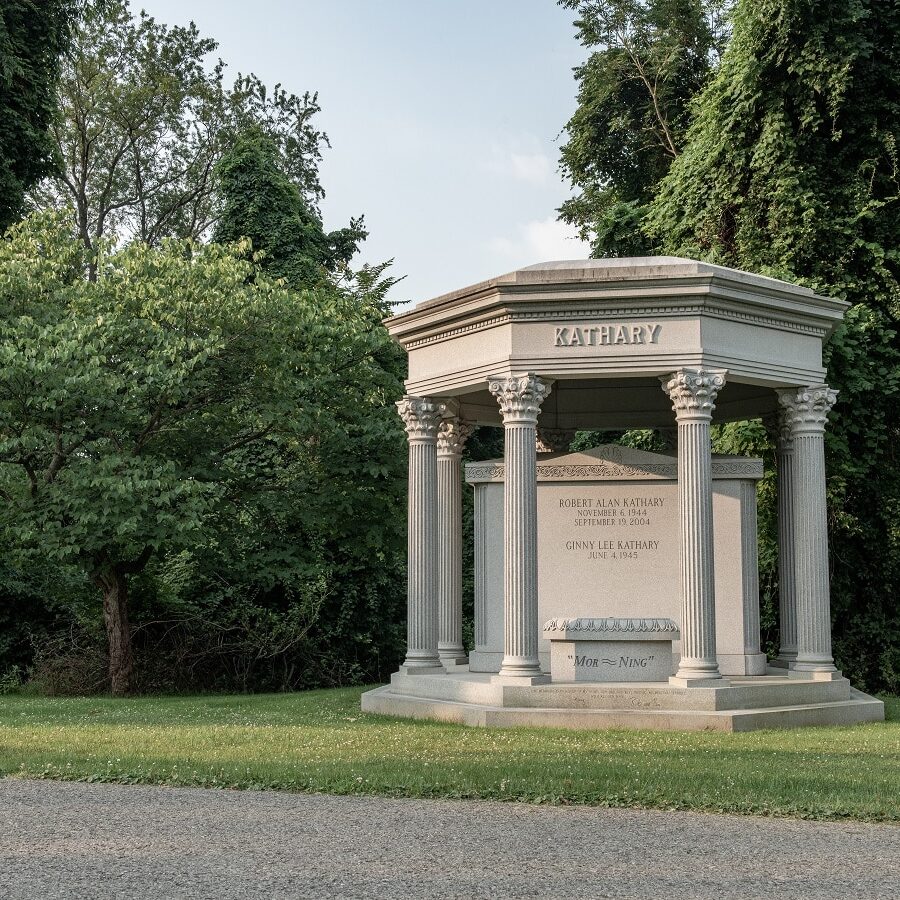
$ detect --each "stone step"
[362,685,885,733]
[387,672,852,712]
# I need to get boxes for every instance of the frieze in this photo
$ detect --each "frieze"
[465,458,764,483]
[544,617,680,636]
[401,304,826,350]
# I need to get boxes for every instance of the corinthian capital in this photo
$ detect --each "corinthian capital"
[489,374,551,425]
[777,385,838,434]
[661,369,726,419]
[437,417,475,457]
[536,427,575,453]
[763,410,794,452]
[396,396,445,441]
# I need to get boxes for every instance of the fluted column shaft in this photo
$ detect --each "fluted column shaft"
[490,374,551,682]
[740,479,764,665]
[771,413,798,667]
[662,369,727,685]
[437,416,473,666]
[778,385,839,675]
[473,485,487,651]
[396,396,446,674]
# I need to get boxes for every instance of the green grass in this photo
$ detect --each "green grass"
[1,688,898,822]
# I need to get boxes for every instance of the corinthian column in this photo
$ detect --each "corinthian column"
[437,414,474,667]
[396,396,446,674]
[661,369,727,686]
[777,385,841,679]
[765,410,798,668]
[489,374,551,683]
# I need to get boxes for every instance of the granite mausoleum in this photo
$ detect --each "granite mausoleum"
[361,258,884,731]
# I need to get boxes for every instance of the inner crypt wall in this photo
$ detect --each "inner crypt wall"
[466,444,766,677]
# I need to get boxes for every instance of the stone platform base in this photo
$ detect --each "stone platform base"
[360,668,884,733]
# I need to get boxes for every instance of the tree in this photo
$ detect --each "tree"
[0,0,75,230]
[558,0,732,256]
[0,212,403,694]
[30,0,332,269]
[646,0,900,689]
[214,126,366,289]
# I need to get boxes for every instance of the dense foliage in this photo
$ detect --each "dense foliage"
[558,0,732,256]
[562,0,899,689]
[0,1,75,230]
[645,0,900,690]
[215,126,366,289]
[0,213,406,694]
[0,0,408,695]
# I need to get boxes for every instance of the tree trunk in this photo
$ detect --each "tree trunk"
[98,568,133,696]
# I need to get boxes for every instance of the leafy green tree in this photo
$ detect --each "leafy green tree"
[0,211,403,694]
[0,0,75,230]
[30,0,332,269]
[646,0,900,689]
[558,0,732,256]
[214,126,366,288]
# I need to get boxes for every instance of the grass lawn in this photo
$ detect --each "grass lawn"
[0,687,897,822]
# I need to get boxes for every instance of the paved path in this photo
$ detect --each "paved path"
[0,779,897,899]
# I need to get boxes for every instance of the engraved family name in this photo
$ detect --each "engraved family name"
[554,323,661,347]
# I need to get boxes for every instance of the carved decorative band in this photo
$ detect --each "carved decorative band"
[543,617,680,635]
[402,304,825,350]
[465,458,763,483]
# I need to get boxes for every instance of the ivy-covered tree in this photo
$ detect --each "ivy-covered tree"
[558,0,732,256]
[214,126,366,289]
[646,0,900,689]
[0,212,404,694]
[0,0,75,230]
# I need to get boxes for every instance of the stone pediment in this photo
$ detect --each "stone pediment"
[464,444,763,483]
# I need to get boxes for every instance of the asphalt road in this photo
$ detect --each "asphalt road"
[0,779,897,899]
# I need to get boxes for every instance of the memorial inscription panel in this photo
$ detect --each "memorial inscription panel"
[540,483,678,624]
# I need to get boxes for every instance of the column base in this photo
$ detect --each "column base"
[439,646,469,667]
[441,657,470,670]
[669,673,729,688]
[789,668,844,682]
[398,663,446,676]
[770,654,797,669]
[491,672,551,686]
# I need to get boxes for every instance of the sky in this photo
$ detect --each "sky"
[136,0,592,306]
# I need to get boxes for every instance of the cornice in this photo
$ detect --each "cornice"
[386,269,848,348]
[396,291,834,353]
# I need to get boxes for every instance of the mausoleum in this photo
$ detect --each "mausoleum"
[361,258,884,730]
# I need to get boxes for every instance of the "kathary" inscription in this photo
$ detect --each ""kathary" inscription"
[554,323,661,347]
